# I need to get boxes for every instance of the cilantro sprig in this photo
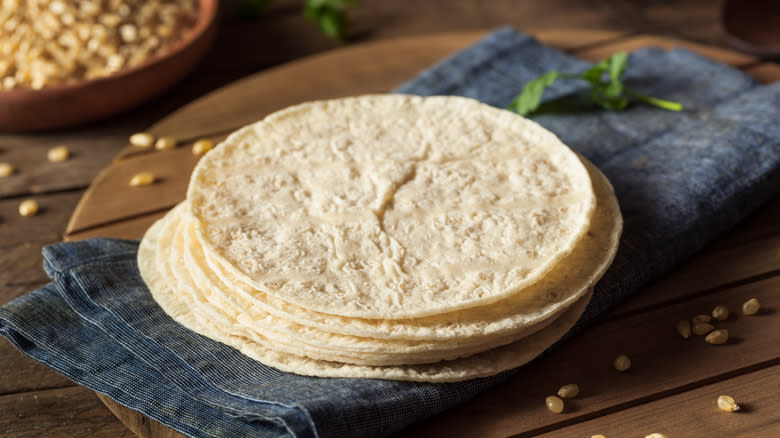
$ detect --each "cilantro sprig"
[507,52,683,116]
[237,0,356,40]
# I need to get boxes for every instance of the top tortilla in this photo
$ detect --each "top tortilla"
[186,95,596,319]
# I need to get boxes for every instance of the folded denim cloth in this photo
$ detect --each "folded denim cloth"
[2,28,779,438]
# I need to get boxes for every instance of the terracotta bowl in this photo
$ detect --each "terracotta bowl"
[0,0,219,132]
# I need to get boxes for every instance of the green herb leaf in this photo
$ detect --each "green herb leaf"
[607,51,628,82]
[593,94,628,111]
[304,2,319,19]
[581,64,604,85]
[507,71,559,116]
[508,51,682,116]
[304,0,356,40]
[317,8,346,39]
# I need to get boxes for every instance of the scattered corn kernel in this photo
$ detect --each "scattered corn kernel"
[192,138,214,155]
[692,322,714,336]
[742,298,760,315]
[591,435,606,438]
[644,434,668,438]
[692,314,712,324]
[712,304,729,321]
[129,132,155,148]
[675,319,691,339]
[613,354,631,372]
[717,395,740,412]
[545,395,564,413]
[18,199,39,216]
[705,329,729,345]
[0,162,14,177]
[557,384,579,399]
[47,145,70,162]
[129,172,155,187]
[155,136,177,151]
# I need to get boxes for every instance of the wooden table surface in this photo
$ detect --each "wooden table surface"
[2,1,778,437]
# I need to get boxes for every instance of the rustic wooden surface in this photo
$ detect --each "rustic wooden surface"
[1,1,778,437]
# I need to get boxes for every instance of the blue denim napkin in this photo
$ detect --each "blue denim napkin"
[2,28,779,438]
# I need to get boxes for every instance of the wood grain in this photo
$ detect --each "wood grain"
[0,283,46,309]
[67,211,167,243]
[0,386,134,438]
[0,134,122,198]
[98,395,186,438]
[0,192,82,247]
[0,192,84,291]
[710,195,780,250]
[0,336,74,396]
[614,233,780,317]
[0,243,51,289]
[344,0,723,47]
[535,365,780,438]
[65,149,201,235]
[743,63,780,84]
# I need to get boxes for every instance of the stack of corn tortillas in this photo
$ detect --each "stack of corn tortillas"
[138,94,622,382]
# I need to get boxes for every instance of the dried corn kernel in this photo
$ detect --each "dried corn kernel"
[644,434,668,438]
[129,172,155,187]
[692,322,714,336]
[705,329,728,345]
[545,395,564,413]
[47,145,70,162]
[591,435,607,438]
[0,1,198,90]
[130,132,155,148]
[675,319,691,339]
[742,298,760,315]
[155,136,177,151]
[49,1,66,15]
[557,384,579,399]
[0,162,14,177]
[613,354,631,372]
[99,13,121,28]
[717,395,740,412]
[692,314,712,324]
[18,199,39,216]
[192,139,214,155]
[2,77,16,89]
[119,24,138,43]
[711,304,729,321]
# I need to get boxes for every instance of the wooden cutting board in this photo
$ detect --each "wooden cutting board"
[64,30,780,438]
